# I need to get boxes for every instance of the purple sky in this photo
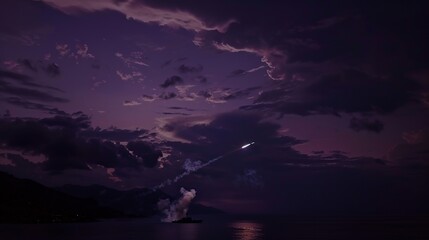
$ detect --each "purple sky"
[1,0,429,215]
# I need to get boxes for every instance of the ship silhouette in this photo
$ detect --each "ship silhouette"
[172,216,202,223]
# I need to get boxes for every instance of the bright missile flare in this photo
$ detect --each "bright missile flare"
[241,142,255,149]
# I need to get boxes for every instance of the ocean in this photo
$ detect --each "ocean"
[1,215,428,240]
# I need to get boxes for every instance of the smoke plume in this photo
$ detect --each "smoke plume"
[149,144,246,193]
[152,156,223,191]
[158,187,197,222]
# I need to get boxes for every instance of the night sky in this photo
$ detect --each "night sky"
[1,0,429,215]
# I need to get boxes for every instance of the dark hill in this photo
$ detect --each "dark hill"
[0,171,121,223]
[57,184,224,216]
[57,184,167,217]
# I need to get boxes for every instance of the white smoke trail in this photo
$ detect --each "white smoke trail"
[149,142,254,192]
[151,155,224,191]
[158,187,197,222]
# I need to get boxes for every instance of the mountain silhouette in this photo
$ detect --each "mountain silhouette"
[0,171,121,223]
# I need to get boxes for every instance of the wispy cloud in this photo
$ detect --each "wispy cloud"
[0,70,67,103]
[75,43,95,59]
[3,97,67,115]
[56,43,70,56]
[213,42,286,80]
[41,0,236,33]
[115,52,149,67]
[116,70,143,82]
[3,60,61,77]
[229,65,265,77]
[123,100,142,106]
[2,61,21,71]
[141,94,156,102]
[55,43,95,60]
[161,57,187,68]
[139,85,259,104]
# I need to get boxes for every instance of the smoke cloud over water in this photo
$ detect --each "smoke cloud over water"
[158,187,197,222]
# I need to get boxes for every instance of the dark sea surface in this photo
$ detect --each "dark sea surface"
[1,215,429,240]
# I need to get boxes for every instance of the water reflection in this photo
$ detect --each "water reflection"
[231,221,264,240]
[180,223,199,240]
[157,223,200,240]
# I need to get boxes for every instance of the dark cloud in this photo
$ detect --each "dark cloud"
[177,64,203,74]
[197,90,211,99]
[39,112,91,130]
[159,92,177,100]
[3,97,67,115]
[167,106,197,111]
[42,136,91,172]
[0,0,48,46]
[234,169,264,188]
[162,111,302,155]
[161,112,191,116]
[91,63,101,69]
[131,0,429,111]
[201,1,428,80]
[3,110,11,117]
[161,57,187,68]
[388,129,429,167]
[0,119,51,154]
[349,117,384,133]
[0,70,31,81]
[160,75,184,88]
[228,69,246,77]
[0,81,68,103]
[160,106,198,116]
[126,141,162,168]
[0,70,62,92]
[304,71,419,114]
[222,86,260,101]
[0,152,45,183]
[161,59,172,68]
[195,75,208,83]
[80,127,148,142]
[45,63,60,77]
[0,114,162,173]
[18,59,38,72]
[197,86,261,103]
[176,57,187,62]
[161,111,382,170]
[16,59,61,77]
[242,70,420,116]
[0,69,67,103]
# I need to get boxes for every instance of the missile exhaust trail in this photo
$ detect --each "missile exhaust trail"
[241,142,255,149]
[147,142,255,193]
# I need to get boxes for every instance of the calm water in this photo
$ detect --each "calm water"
[1,215,428,240]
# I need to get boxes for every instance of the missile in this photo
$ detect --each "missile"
[241,142,255,149]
